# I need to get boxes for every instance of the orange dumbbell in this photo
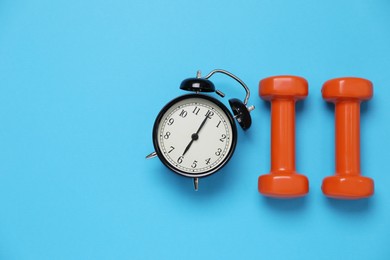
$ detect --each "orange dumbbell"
[322,77,374,199]
[258,76,309,198]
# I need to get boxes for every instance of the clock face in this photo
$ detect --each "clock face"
[153,94,237,178]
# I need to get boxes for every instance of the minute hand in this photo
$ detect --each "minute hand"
[182,111,211,156]
[195,111,211,134]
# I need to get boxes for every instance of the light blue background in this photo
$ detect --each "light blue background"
[0,0,389,259]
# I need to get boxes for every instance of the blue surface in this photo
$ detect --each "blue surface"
[0,0,389,259]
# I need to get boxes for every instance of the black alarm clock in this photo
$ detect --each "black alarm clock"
[146,69,254,190]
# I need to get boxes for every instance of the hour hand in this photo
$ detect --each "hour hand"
[182,133,199,156]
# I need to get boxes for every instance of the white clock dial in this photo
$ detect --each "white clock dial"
[154,95,236,177]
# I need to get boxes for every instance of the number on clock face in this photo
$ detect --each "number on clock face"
[156,96,235,177]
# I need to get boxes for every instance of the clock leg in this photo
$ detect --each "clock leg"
[193,178,199,191]
[145,151,157,159]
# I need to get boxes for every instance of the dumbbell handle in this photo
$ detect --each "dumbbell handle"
[335,101,361,176]
[271,99,296,173]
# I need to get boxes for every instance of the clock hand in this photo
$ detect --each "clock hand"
[195,110,211,135]
[182,111,211,156]
[182,133,199,156]
[182,139,194,156]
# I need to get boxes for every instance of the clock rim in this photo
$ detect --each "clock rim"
[152,93,238,178]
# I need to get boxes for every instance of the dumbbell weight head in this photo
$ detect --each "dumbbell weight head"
[322,77,373,102]
[260,76,308,101]
[322,175,374,199]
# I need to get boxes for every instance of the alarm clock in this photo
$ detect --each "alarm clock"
[146,69,254,190]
